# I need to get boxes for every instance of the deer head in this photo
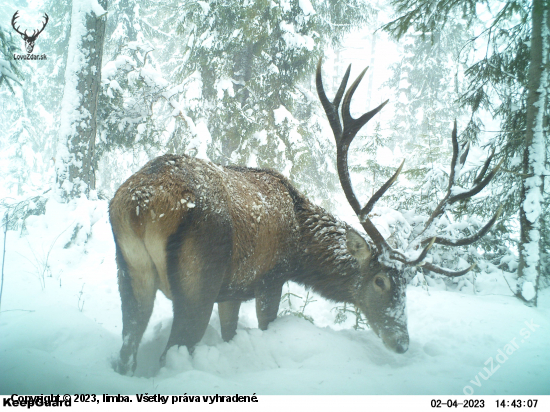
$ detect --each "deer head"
[317,58,502,352]
[11,11,49,54]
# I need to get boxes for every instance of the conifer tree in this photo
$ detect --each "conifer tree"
[0,25,23,93]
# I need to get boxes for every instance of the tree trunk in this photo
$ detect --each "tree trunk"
[542,0,550,282]
[219,43,254,164]
[517,0,548,306]
[55,0,108,200]
[366,30,377,109]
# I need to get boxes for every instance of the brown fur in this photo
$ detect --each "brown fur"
[110,153,409,374]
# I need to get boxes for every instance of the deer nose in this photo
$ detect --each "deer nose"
[394,336,409,353]
[395,342,408,354]
[383,332,409,354]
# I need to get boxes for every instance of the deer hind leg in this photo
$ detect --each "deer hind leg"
[218,301,241,341]
[160,295,217,366]
[160,218,232,365]
[114,240,157,375]
[255,279,283,330]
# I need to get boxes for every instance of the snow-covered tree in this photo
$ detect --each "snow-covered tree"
[517,0,548,305]
[161,0,374,203]
[0,25,23,93]
[93,0,375,205]
[56,0,108,200]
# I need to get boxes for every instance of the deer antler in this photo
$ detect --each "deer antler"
[316,59,389,250]
[34,13,49,39]
[28,13,49,41]
[316,58,435,264]
[11,11,26,37]
[11,11,49,40]
[317,58,501,277]
[417,121,503,247]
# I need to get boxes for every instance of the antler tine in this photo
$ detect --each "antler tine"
[473,148,495,185]
[361,219,393,253]
[459,141,470,167]
[332,64,350,115]
[11,11,26,36]
[448,120,460,187]
[37,13,49,36]
[392,237,478,276]
[447,157,504,204]
[421,262,477,277]
[316,58,351,144]
[392,237,435,265]
[421,206,503,247]
[341,69,389,146]
[358,160,406,255]
[360,159,405,221]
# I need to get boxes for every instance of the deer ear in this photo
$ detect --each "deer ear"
[346,228,372,266]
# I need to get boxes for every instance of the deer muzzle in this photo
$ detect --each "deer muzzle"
[381,329,409,354]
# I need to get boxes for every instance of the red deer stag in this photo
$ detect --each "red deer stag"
[109,59,502,375]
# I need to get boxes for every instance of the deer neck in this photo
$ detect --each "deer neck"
[290,205,363,303]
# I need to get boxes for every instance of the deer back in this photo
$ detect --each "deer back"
[109,154,301,301]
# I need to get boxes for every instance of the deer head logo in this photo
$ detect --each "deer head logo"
[11,11,49,54]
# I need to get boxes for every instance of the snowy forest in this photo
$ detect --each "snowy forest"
[0,0,549,396]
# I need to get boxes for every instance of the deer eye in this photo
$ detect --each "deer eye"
[374,276,387,291]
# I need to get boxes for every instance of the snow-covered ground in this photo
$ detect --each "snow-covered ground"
[0,198,549,395]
